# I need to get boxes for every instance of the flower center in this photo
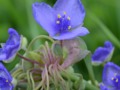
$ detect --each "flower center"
[0,77,10,87]
[111,73,120,89]
[56,12,71,34]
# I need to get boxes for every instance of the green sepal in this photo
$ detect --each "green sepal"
[52,42,63,57]
[16,82,27,90]
[21,36,28,50]
[27,51,43,64]
[60,67,85,90]
[22,54,34,72]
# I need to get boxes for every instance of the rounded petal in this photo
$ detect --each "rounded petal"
[104,41,113,49]
[32,2,57,36]
[0,28,21,62]
[0,63,13,90]
[92,47,110,64]
[92,41,114,65]
[100,83,115,90]
[0,63,12,82]
[53,0,85,27]
[102,62,120,87]
[100,83,109,90]
[0,49,6,60]
[6,28,21,48]
[52,27,89,40]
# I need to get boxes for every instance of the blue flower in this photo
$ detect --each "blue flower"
[0,62,13,90]
[0,28,21,62]
[100,62,120,90]
[32,0,89,40]
[92,41,114,65]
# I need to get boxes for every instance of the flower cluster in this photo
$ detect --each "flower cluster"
[0,28,21,90]
[0,62,13,90]
[0,0,119,90]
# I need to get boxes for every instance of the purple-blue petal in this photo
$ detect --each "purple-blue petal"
[0,49,6,60]
[100,83,109,90]
[102,62,120,87]
[32,2,57,36]
[104,41,113,49]
[92,47,110,63]
[53,0,85,27]
[0,62,13,90]
[100,83,115,90]
[92,41,114,64]
[0,28,21,61]
[52,27,89,40]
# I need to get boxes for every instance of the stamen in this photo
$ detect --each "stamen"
[56,20,60,24]
[63,11,66,15]
[67,16,71,20]
[56,11,71,32]
[57,14,61,18]
[68,26,71,30]
[6,80,8,82]
[116,78,118,82]
[111,77,114,80]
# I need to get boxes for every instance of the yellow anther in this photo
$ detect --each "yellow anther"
[56,20,60,24]
[6,80,8,82]
[111,77,114,80]
[63,11,66,15]
[67,16,71,20]
[116,78,118,82]
[57,14,61,18]
[68,26,71,30]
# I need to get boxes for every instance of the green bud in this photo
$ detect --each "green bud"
[22,54,34,71]
[27,51,43,64]
[21,36,28,50]
[52,42,63,57]
[12,78,17,87]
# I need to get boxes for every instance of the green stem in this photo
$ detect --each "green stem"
[84,53,96,85]
[27,35,54,52]
[84,80,99,90]
[12,68,23,78]
[17,53,41,65]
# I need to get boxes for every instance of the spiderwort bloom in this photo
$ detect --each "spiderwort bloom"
[32,0,89,40]
[0,28,21,62]
[100,62,120,90]
[92,41,114,65]
[0,62,13,90]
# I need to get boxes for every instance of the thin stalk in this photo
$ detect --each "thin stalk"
[17,53,40,65]
[27,35,54,52]
[12,68,23,78]
[84,54,96,86]
[30,72,35,89]
[84,80,99,90]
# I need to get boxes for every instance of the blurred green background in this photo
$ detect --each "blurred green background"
[0,0,120,83]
